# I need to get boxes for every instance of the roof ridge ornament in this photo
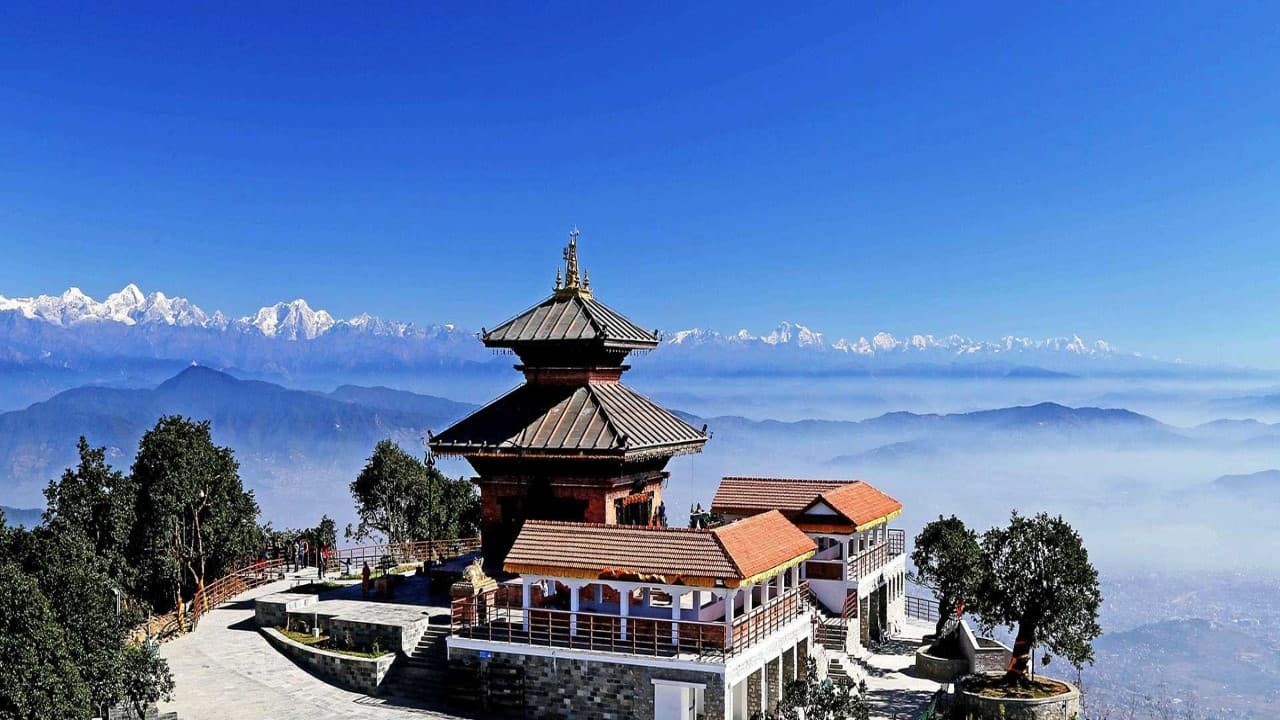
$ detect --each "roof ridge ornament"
[555,226,593,299]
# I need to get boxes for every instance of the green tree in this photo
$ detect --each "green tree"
[2,512,174,718]
[910,514,986,635]
[129,416,259,614]
[0,561,92,719]
[753,657,869,720]
[348,440,479,544]
[42,437,138,585]
[978,511,1102,684]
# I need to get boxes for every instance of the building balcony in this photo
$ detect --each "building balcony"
[449,581,811,662]
[804,528,905,584]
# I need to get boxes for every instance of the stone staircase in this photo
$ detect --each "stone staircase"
[378,624,451,701]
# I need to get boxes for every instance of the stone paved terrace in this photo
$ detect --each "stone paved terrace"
[158,568,464,720]
[858,619,944,720]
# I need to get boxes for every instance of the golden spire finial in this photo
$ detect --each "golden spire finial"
[556,227,592,298]
[554,267,563,290]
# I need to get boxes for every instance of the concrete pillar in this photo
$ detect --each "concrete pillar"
[521,578,532,631]
[595,583,604,604]
[724,588,735,648]
[744,582,754,614]
[670,589,683,644]
[569,581,581,636]
[620,586,630,640]
[759,665,768,711]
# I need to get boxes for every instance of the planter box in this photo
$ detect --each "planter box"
[913,648,968,683]
[260,626,395,695]
[957,676,1081,720]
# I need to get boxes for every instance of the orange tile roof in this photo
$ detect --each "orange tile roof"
[711,476,902,531]
[504,511,815,588]
[711,476,849,516]
[804,481,903,530]
[712,511,817,582]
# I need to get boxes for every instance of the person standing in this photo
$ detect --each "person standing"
[361,561,372,599]
[299,539,309,573]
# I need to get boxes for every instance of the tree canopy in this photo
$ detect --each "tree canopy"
[978,511,1102,683]
[129,416,259,613]
[348,439,479,544]
[910,514,986,634]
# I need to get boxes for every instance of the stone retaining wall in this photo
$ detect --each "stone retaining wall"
[957,678,1081,720]
[254,592,318,628]
[260,627,395,695]
[451,647,725,720]
[913,648,968,683]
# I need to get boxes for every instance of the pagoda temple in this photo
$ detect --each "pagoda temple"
[430,230,708,568]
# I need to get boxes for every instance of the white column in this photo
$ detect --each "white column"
[620,586,630,640]
[671,589,683,644]
[724,588,735,648]
[521,578,532,631]
[744,582,754,614]
[776,654,784,706]
[595,583,604,604]
[569,581,581,636]
[841,535,849,581]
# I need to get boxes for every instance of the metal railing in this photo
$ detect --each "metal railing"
[849,529,905,581]
[905,594,940,623]
[145,558,287,640]
[328,537,481,574]
[451,581,810,660]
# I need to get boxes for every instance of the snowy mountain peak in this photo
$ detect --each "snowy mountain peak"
[250,299,336,340]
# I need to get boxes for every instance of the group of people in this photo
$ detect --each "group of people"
[263,538,333,579]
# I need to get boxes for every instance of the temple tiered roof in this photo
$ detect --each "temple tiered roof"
[430,382,706,460]
[484,292,658,349]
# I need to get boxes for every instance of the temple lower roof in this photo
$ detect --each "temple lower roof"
[430,381,707,460]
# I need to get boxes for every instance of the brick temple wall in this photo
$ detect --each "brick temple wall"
[450,647,725,720]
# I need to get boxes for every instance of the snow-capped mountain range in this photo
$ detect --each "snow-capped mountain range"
[0,283,1226,406]
[662,322,1120,359]
[0,284,1127,359]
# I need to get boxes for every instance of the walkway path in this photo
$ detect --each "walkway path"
[859,620,943,720]
[158,568,460,720]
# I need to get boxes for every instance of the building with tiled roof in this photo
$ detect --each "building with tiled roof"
[504,511,816,587]
[711,476,908,655]
[430,230,708,568]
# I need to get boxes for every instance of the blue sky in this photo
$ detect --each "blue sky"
[1,2,1278,365]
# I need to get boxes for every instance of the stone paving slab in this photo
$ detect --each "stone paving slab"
[860,620,943,720]
[158,569,463,720]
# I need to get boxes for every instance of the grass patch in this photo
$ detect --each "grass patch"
[277,628,389,659]
[964,674,1071,699]
[287,581,345,594]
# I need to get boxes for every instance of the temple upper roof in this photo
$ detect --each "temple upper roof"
[483,291,658,350]
[481,229,659,355]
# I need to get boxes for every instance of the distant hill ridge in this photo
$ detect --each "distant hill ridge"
[0,366,477,514]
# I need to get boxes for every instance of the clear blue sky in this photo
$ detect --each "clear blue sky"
[1,2,1278,365]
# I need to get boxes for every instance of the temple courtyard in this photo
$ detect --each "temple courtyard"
[158,566,940,720]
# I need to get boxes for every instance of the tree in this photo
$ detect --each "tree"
[129,416,259,615]
[42,437,138,585]
[1,512,173,718]
[348,440,479,545]
[0,561,92,719]
[753,657,869,720]
[910,514,985,635]
[977,511,1102,684]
